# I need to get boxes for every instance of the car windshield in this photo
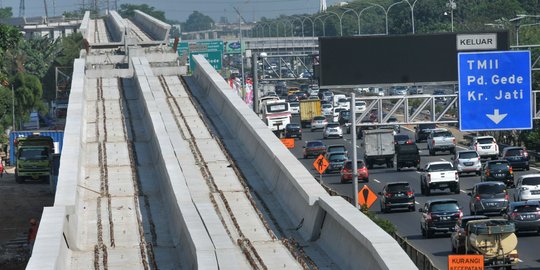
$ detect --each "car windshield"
[290,102,299,107]
[522,177,540,186]
[19,147,49,161]
[395,135,409,141]
[313,116,326,121]
[338,98,348,103]
[307,141,324,148]
[387,184,410,193]
[478,184,506,194]
[430,202,459,212]
[335,108,345,113]
[419,124,436,130]
[287,124,300,129]
[344,161,365,169]
[489,162,509,170]
[328,146,346,153]
[322,104,332,109]
[433,131,452,137]
[477,138,494,144]
[428,163,453,171]
[459,152,478,159]
[329,154,347,162]
[397,144,418,153]
[327,123,340,128]
[356,101,366,106]
[340,110,351,116]
[505,149,524,156]
[513,205,540,213]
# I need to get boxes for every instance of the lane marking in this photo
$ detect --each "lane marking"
[415,201,420,205]
[440,158,447,161]
[460,190,467,193]
[373,179,381,183]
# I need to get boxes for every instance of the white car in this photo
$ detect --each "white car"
[321,103,333,116]
[336,98,350,109]
[323,123,343,139]
[514,174,540,201]
[289,102,300,114]
[470,136,499,159]
[452,150,481,176]
[354,100,366,113]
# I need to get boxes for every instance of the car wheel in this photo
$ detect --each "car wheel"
[454,185,461,194]
[425,186,431,196]
[451,243,456,253]
[426,229,433,239]
[364,177,369,183]
[397,165,401,172]
[409,205,415,212]
[476,171,481,176]
[526,166,530,171]
[340,177,346,184]
[303,155,307,159]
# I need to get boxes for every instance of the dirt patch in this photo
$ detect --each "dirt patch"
[0,167,54,268]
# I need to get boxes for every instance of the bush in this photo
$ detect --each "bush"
[360,204,397,234]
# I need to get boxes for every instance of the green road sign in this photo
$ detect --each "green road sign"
[174,40,224,71]
[190,50,222,71]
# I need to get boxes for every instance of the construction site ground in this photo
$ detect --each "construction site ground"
[0,166,54,270]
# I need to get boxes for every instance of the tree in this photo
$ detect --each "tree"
[184,11,214,32]
[0,7,12,19]
[0,24,22,52]
[118,4,166,22]
[12,72,46,126]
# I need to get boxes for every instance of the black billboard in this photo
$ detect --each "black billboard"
[318,32,509,87]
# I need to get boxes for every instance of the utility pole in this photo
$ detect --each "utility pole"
[233,7,248,91]
[18,0,25,17]
[43,0,49,19]
[12,85,15,131]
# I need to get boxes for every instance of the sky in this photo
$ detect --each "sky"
[1,0,343,23]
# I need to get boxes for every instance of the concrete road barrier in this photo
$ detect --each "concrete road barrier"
[191,55,417,269]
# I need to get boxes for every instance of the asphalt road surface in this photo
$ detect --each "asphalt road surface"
[286,115,540,270]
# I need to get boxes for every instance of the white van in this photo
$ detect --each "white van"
[333,94,347,107]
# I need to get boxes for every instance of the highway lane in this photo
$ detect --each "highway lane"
[286,115,540,270]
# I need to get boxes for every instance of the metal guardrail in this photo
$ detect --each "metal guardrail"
[391,232,438,270]
[318,180,438,270]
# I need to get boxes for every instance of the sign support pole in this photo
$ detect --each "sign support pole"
[351,93,359,209]
[319,172,323,184]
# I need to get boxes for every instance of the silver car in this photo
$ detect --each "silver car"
[323,123,343,139]
[452,150,481,176]
[469,182,509,216]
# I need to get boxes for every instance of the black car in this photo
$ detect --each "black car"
[394,134,411,146]
[481,160,515,187]
[284,123,302,139]
[338,110,351,126]
[501,146,530,171]
[286,94,298,102]
[503,200,540,234]
[419,199,462,238]
[450,215,489,253]
[324,151,348,173]
[379,182,415,213]
[468,182,509,216]
[396,143,420,171]
[415,123,436,142]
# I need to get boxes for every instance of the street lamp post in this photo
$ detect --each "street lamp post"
[369,1,405,35]
[342,8,361,35]
[314,15,327,36]
[12,84,15,131]
[445,0,456,32]
[404,0,419,34]
[302,16,316,37]
[358,6,374,35]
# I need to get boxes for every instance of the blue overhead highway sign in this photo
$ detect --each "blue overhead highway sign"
[458,51,532,131]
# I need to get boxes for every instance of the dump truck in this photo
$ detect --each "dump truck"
[299,99,321,128]
[464,219,519,269]
[362,129,395,169]
[14,135,54,183]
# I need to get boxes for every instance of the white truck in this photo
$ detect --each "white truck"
[426,128,456,155]
[362,129,395,169]
[419,161,460,195]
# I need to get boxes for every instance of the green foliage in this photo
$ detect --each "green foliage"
[0,7,13,19]
[13,72,46,124]
[184,11,214,32]
[19,37,63,78]
[0,24,22,52]
[0,85,14,130]
[361,204,397,234]
[118,4,166,22]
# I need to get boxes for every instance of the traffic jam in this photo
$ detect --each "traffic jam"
[261,83,540,270]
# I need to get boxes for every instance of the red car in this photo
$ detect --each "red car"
[340,160,369,183]
[303,140,326,159]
